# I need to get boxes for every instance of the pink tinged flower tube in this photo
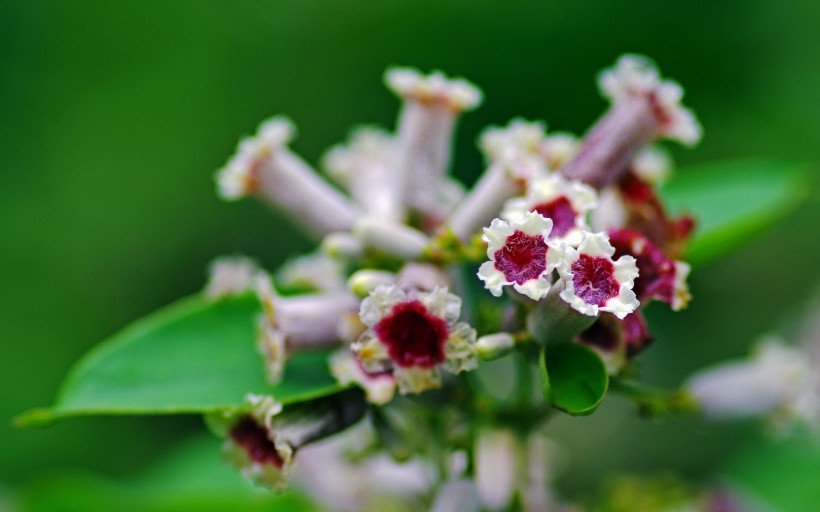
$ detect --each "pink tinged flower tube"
[330,349,396,405]
[501,174,598,246]
[478,211,558,301]
[561,55,702,189]
[256,275,359,383]
[353,285,478,394]
[322,126,404,222]
[551,231,639,319]
[221,391,367,490]
[446,119,551,241]
[385,67,482,221]
[608,228,691,310]
[215,117,362,238]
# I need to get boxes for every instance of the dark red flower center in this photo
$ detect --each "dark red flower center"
[493,230,548,285]
[609,228,676,304]
[532,196,577,237]
[374,300,449,369]
[229,416,284,468]
[571,254,619,306]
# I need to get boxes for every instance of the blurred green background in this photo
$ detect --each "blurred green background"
[2,0,819,509]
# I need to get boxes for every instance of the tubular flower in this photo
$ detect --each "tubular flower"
[608,228,691,310]
[561,54,701,188]
[446,119,551,241]
[215,116,362,238]
[322,126,403,222]
[551,231,639,319]
[255,275,359,382]
[501,174,598,246]
[478,211,558,300]
[352,284,478,394]
[386,67,482,221]
[220,391,368,490]
[204,256,262,300]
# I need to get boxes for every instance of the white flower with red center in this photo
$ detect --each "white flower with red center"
[352,285,477,394]
[501,175,597,246]
[551,231,639,319]
[477,211,559,300]
[608,228,691,310]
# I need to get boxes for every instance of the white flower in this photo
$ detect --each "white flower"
[204,256,261,300]
[386,67,482,220]
[477,212,559,301]
[598,54,702,146]
[352,285,477,394]
[322,126,404,221]
[445,120,551,241]
[215,116,362,238]
[255,275,359,382]
[502,174,598,246]
[686,339,814,421]
[330,349,396,405]
[552,231,639,319]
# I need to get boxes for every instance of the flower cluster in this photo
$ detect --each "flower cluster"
[209,55,700,494]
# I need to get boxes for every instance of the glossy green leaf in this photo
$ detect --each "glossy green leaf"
[17,294,343,426]
[540,343,608,416]
[661,159,808,266]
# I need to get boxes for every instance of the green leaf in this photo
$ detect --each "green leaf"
[661,159,808,266]
[539,343,608,416]
[17,294,344,426]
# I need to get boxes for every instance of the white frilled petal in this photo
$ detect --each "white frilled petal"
[385,67,482,112]
[444,322,479,374]
[501,174,598,246]
[631,146,672,185]
[257,316,288,383]
[671,261,692,311]
[358,284,407,328]
[394,367,442,395]
[478,213,556,301]
[330,349,396,405]
[598,54,702,146]
[479,119,548,161]
[540,132,580,171]
[554,231,640,319]
[205,256,261,300]
[421,286,462,324]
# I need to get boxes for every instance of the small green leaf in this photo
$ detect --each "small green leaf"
[661,159,808,266]
[17,294,344,426]
[540,343,608,416]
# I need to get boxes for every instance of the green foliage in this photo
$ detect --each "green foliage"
[661,160,808,266]
[19,435,320,512]
[721,435,820,512]
[17,294,344,427]
[540,343,608,416]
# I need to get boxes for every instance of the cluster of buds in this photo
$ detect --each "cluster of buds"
[210,54,700,494]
